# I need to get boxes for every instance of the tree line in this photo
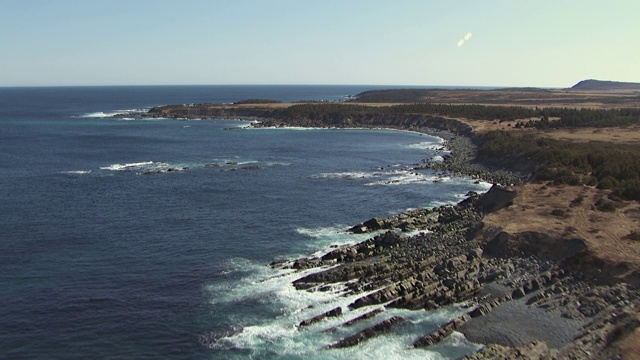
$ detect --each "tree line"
[273,103,640,127]
[476,131,640,200]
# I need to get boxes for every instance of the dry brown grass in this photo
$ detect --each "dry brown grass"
[538,126,640,144]
[483,183,640,280]
[394,89,640,109]
[447,118,640,144]
[620,326,640,360]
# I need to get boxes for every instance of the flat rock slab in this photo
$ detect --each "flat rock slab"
[459,297,585,349]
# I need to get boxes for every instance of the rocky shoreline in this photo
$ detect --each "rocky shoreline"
[122,105,639,358]
[267,139,639,358]
[272,184,639,358]
[415,134,527,187]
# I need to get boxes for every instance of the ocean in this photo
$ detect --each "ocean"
[0,85,490,359]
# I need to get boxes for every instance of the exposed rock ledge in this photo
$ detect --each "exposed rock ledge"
[271,185,640,358]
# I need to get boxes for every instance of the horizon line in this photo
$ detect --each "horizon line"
[0,83,568,89]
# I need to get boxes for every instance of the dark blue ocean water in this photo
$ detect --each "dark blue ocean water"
[0,86,489,359]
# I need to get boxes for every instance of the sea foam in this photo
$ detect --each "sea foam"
[99,161,187,174]
[295,226,383,258]
[79,108,147,118]
[405,140,445,151]
[100,161,157,171]
[309,171,381,180]
[205,256,480,359]
[365,170,436,186]
[63,170,92,175]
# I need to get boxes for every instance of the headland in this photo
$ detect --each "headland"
[120,81,640,359]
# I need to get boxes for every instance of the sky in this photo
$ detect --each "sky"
[1,0,639,87]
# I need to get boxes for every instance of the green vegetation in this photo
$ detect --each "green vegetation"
[594,197,617,212]
[517,108,640,129]
[628,231,640,241]
[476,131,640,200]
[275,102,640,128]
[274,103,539,121]
[570,194,585,207]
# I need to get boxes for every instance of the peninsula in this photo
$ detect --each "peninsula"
[121,81,640,359]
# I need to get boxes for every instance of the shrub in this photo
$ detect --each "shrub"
[597,176,619,190]
[628,231,640,241]
[594,197,617,212]
[616,179,640,201]
[570,194,585,207]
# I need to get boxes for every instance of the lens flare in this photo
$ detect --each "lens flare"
[457,32,473,47]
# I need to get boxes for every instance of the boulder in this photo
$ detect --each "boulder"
[474,185,517,214]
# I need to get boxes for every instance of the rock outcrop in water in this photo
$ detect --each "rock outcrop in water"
[270,183,639,357]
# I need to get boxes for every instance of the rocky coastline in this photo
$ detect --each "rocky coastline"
[272,182,639,358]
[263,126,638,358]
[415,134,526,187]
[123,105,639,358]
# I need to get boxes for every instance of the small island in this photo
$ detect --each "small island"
[120,80,640,359]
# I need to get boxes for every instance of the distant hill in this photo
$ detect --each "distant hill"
[571,79,640,91]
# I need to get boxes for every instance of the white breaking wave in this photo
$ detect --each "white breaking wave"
[236,160,259,165]
[310,169,450,187]
[79,108,147,118]
[450,179,493,192]
[405,141,445,151]
[295,226,349,239]
[204,158,261,168]
[431,155,445,163]
[309,171,382,180]
[202,179,494,358]
[365,170,436,186]
[81,111,123,118]
[295,226,384,258]
[265,161,292,167]
[234,121,255,128]
[205,257,481,359]
[100,161,156,171]
[99,161,187,174]
[400,228,433,237]
[63,170,92,175]
[248,126,327,131]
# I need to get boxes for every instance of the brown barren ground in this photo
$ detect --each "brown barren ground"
[446,118,640,144]
[620,327,640,360]
[483,183,640,284]
[365,88,640,109]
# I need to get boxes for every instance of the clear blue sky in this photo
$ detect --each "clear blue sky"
[2,0,639,87]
